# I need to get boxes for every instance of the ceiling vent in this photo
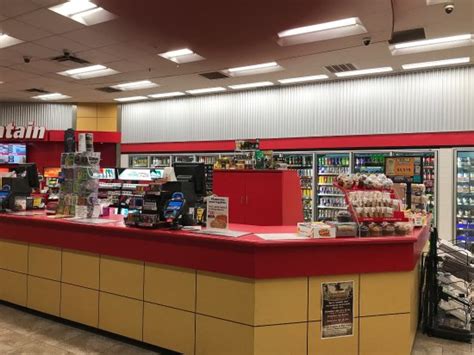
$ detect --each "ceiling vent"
[96,87,122,93]
[25,88,50,94]
[199,71,229,80]
[389,28,426,45]
[51,50,90,64]
[324,63,357,74]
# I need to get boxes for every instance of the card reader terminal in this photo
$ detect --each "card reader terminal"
[163,192,186,225]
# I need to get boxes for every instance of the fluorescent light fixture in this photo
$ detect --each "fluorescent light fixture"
[0,33,23,49]
[148,92,186,99]
[223,62,283,77]
[228,81,274,90]
[32,93,71,101]
[389,34,473,55]
[186,87,226,95]
[278,74,329,84]
[277,17,367,46]
[114,96,148,102]
[158,48,205,64]
[402,57,470,70]
[426,0,450,5]
[110,80,159,91]
[58,64,119,79]
[335,67,393,78]
[49,1,116,26]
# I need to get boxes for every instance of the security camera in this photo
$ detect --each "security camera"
[23,56,31,64]
[362,37,371,46]
[444,3,454,14]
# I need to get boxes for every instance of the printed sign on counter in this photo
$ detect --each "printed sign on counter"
[321,281,354,339]
[206,196,229,229]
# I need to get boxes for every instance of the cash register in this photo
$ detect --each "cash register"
[0,163,39,211]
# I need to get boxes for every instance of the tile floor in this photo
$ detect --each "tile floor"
[0,303,472,354]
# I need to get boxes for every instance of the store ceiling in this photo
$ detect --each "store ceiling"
[0,0,472,103]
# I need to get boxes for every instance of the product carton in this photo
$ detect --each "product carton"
[297,222,336,238]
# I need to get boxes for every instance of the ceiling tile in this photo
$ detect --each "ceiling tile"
[75,48,118,64]
[17,8,84,34]
[62,28,122,48]
[0,0,42,17]
[6,42,57,59]
[35,35,91,52]
[0,18,51,41]
[0,67,39,82]
[30,0,63,6]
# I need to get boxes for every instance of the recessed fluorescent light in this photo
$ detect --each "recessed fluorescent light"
[389,34,473,55]
[32,93,71,101]
[186,87,226,95]
[110,80,159,91]
[0,33,23,49]
[49,1,116,26]
[223,62,283,77]
[58,64,119,79]
[148,92,186,99]
[278,74,329,84]
[158,48,205,64]
[402,57,470,70]
[335,67,393,78]
[277,17,367,46]
[114,96,148,102]
[228,81,274,90]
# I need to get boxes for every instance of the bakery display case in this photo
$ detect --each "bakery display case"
[454,149,474,251]
[276,152,314,222]
[315,152,350,221]
[172,154,195,163]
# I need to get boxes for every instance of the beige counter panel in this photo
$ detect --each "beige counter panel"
[0,269,27,306]
[143,302,194,355]
[27,276,60,316]
[28,244,61,281]
[308,321,359,355]
[99,292,143,341]
[197,271,255,325]
[62,250,99,289]
[144,263,196,312]
[254,322,307,355]
[0,240,28,273]
[61,283,99,328]
[359,313,411,355]
[196,314,254,355]
[100,256,144,300]
[254,277,307,325]
[360,271,413,316]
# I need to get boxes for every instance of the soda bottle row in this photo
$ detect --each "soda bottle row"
[318,156,349,166]
[319,197,346,207]
[318,186,343,195]
[318,176,336,184]
[355,154,386,166]
[318,166,349,174]
[318,209,338,221]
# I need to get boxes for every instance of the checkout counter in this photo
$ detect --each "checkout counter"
[0,211,430,355]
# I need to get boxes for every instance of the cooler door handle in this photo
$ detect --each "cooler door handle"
[240,196,244,204]
[245,195,248,205]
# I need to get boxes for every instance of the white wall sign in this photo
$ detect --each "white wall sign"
[206,196,229,229]
[0,122,46,140]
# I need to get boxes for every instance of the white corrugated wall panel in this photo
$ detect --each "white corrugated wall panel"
[122,66,474,143]
[0,103,73,130]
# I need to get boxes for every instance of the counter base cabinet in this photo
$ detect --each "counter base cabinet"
[0,239,420,355]
[213,170,303,225]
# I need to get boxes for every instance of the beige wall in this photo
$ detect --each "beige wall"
[437,148,454,241]
[76,103,118,132]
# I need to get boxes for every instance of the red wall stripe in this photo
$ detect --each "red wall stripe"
[121,131,474,153]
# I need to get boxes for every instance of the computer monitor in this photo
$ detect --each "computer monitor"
[173,163,206,196]
[12,163,39,189]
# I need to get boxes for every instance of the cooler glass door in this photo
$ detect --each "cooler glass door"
[455,150,474,251]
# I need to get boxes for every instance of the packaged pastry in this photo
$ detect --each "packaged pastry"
[382,223,395,236]
[336,210,352,222]
[330,222,358,237]
[368,223,382,236]
[359,225,370,237]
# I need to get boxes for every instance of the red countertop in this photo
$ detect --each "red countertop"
[0,213,430,279]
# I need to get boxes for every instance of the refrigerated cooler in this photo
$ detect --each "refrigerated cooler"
[455,150,474,251]
[315,152,350,221]
[150,155,171,167]
[276,153,314,222]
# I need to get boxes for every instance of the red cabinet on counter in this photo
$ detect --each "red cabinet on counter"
[213,170,303,226]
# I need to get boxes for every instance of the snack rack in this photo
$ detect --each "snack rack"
[332,183,409,225]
